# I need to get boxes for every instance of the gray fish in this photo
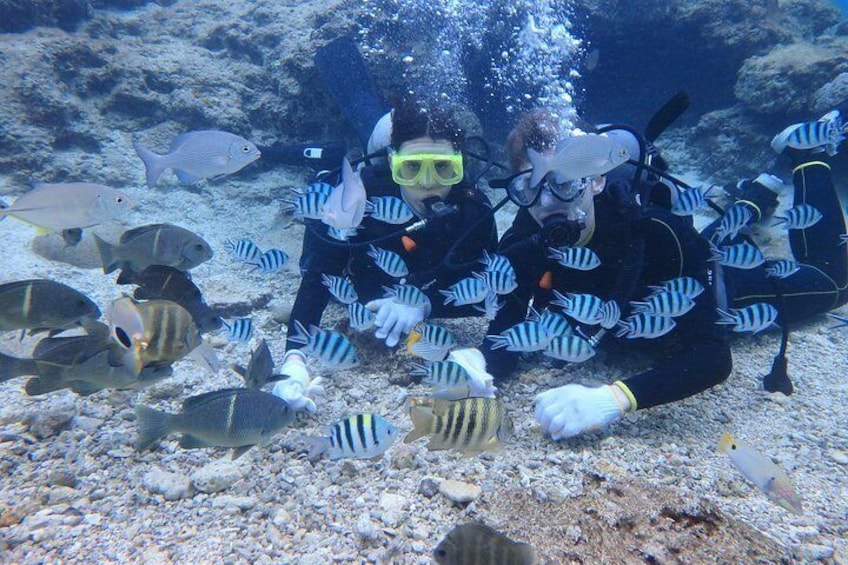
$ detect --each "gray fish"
[133,131,261,188]
[0,351,39,383]
[527,133,630,189]
[232,339,281,389]
[433,522,536,565]
[25,333,173,396]
[0,279,101,335]
[135,388,294,459]
[0,182,131,233]
[94,223,213,275]
[321,157,367,231]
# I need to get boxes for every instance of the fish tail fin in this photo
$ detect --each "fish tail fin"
[717,431,735,453]
[404,406,434,444]
[715,308,736,325]
[0,351,38,383]
[135,405,174,451]
[438,289,456,305]
[188,340,220,374]
[133,141,166,188]
[24,377,68,396]
[485,335,508,350]
[306,435,331,459]
[288,320,311,346]
[93,234,120,274]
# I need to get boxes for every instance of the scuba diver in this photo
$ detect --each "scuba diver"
[285,94,498,351]
[476,102,848,441]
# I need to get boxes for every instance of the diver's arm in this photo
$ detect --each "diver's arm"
[285,221,347,349]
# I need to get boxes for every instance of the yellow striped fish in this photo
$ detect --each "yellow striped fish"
[404,397,512,455]
[106,297,218,375]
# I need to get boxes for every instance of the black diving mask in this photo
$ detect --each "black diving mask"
[501,169,588,208]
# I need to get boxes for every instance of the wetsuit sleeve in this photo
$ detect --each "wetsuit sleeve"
[620,302,732,410]
[618,217,733,409]
[286,220,349,349]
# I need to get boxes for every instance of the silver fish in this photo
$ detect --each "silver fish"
[648,276,705,299]
[0,182,131,232]
[543,334,595,363]
[254,249,288,273]
[289,321,359,369]
[487,321,551,352]
[368,245,409,278]
[715,204,753,243]
[527,133,630,189]
[765,260,800,279]
[671,185,714,216]
[322,274,358,305]
[406,323,457,361]
[134,130,260,187]
[280,192,328,220]
[771,204,822,230]
[551,290,604,325]
[225,238,261,263]
[615,313,676,339]
[308,413,398,460]
[440,277,489,306]
[347,302,375,331]
[321,157,367,231]
[547,246,601,271]
[630,291,696,317]
[710,241,765,270]
[366,196,414,224]
[716,303,778,334]
[222,318,253,342]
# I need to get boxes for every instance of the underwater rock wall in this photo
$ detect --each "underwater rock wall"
[0,0,845,189]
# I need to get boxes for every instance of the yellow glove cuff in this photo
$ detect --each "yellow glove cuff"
[612,381,638,412]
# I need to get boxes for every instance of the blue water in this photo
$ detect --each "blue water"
[834,0,848,14]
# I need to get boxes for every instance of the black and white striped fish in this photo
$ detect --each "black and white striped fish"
[715,204,753,243]
[710,241,765,270]
[367,245,409,278]
[648,276,705,299]
[253,249,289,273]
[347,302,375,331]
[322,274,358,304]
[222,317,253,342]
[225,238,261,263]
[717,303,778,334]
[487,321,551,352]
[476,269,518,296]
[327,226,359,241]
[765,259,800,279]
[771,204,822,230]
[781,113,845,156]
[382,284,430,309]
[294,181,334,196]
[479,250,513,274]
[527,307,573,338]
[547,246,601,271]
[307,413,398,460]
[543,334,596,363]
[671,185,714,216]
[615,313,677,339]
[280,192,328,220]
[599,300,621,330]
[406,323,457,361]
[411,360,471,390]
[631,290,695,317]
[472,292,503,321]
[289,321,359,369]
[440,276,489,306]
[366,196,414,224]
[551,290,604,325]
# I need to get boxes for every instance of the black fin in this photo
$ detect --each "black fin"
[135,405,174,451]
[644,90,690,142]
[61,228,83,247]
[314,36,387,148]
[231,445,254,460]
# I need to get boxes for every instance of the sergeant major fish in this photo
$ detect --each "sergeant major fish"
[307,413,398,460]
[288,321,359,369]
[771,110,845,156]
[135,388,294,459]
[406,323,457,361]
[133,130,261,188]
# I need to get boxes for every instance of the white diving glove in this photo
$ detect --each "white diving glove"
[365,297,430,348]
[446,348,497,399]
[534,382,633,440]
[271,350,324,413]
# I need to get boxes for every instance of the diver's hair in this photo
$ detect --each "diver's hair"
[506,108,562,172]
[390,94,465,150]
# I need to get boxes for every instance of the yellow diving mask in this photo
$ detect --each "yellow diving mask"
[389,151,464,187]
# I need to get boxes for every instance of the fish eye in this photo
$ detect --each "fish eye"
[114,327,132,348]
[241,145,250,153]
[116,197,124,203]
[194,243,205,251]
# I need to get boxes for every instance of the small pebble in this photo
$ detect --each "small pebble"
[827,449,848,465]
[438,479,481,504]
[417,477,441,498]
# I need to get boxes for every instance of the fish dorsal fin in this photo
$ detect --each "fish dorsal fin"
[119,223,176,243]
[181,387,249,411]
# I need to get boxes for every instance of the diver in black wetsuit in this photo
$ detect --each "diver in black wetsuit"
[285,96,498,352]
[478,106,848,440]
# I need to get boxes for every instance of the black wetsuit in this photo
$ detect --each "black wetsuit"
[481,180,732,409]
[482,155,848,410]
[716,158,848,322]
[287,164,498,349]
